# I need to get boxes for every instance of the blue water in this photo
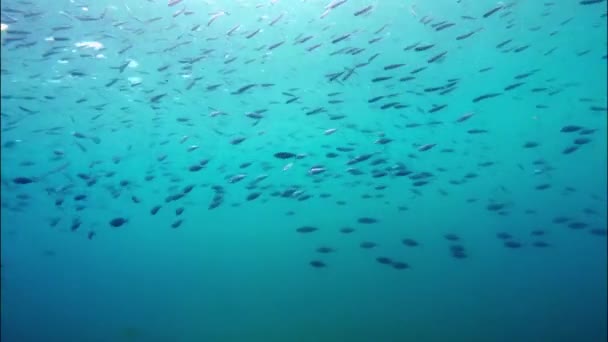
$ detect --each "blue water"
[1,1,607,341]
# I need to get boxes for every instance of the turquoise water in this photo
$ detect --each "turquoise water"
[1,1,607,341]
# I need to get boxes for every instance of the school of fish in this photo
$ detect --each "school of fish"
[1,0,607,272]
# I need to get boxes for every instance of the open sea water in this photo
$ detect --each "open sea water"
[1,1,607,341]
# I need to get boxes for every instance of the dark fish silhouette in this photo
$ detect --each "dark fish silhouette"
[296,226,318,233]
[109,217,128,227]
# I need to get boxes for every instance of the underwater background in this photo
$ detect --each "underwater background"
[1,1,607,341]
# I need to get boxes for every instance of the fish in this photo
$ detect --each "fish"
[150,93,167,103]
[232,84,257,95]
[372,76,392,82]
[504,82,525,91]
[428,104,447,113]
[360,241,378,249]
[435,22,455,31]
[354,6,373,16]
[561,125,583,133]
[427,51,447,63]
[226,24,241,36]
[456,28,482,40]
[384,63,406,70]
[472,93,502,102]
[270,13,284,26]
[208,11,227,27]
[580,0,605,4]
[332,32,353,44]
[309,260,326,268]
[150,205,162,215]
[483,5,503,18]
[109,217,128,227]
[296,226,318,233]
[357,217,378,224]
[418,144,436,152]
[455,112,475,122]
[268,41,285,51]
[414,44,435,51]
[246,28,261,39]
